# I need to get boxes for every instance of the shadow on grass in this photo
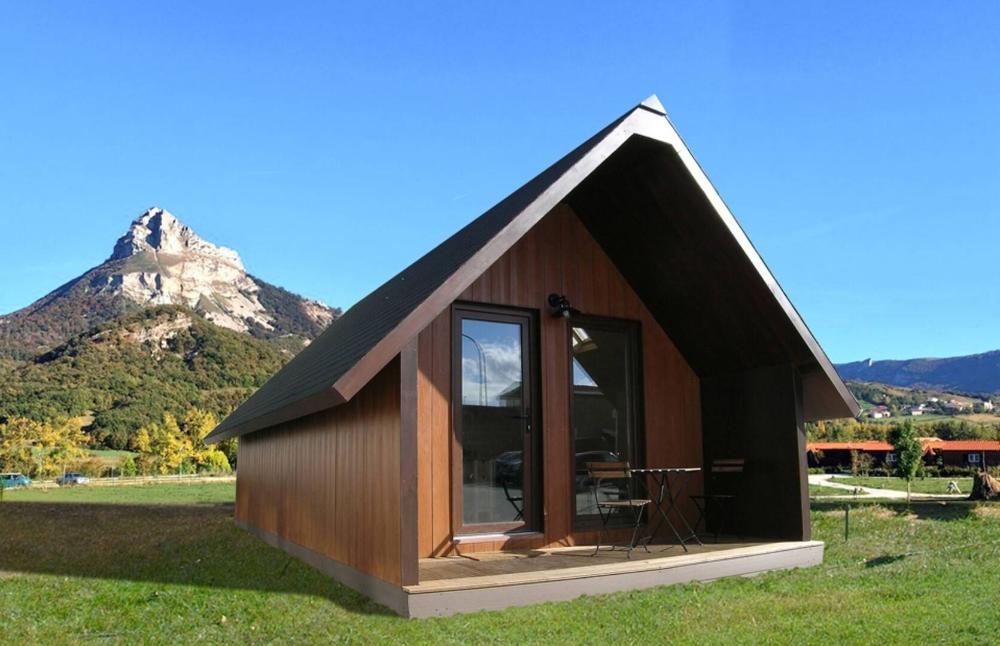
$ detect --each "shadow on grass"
[863,554,908,568]
[811,500,977,522]
[0,501,393,617]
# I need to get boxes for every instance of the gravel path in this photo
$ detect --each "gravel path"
[808,474,966,500]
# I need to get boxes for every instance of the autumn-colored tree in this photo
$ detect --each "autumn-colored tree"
[34,420,88,478]
[0,417,43,475]
[182,409,231,473]
[150,413,193,475]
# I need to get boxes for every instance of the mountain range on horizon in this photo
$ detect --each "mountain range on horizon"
[836,350,1000,396]
[0,207,340,359]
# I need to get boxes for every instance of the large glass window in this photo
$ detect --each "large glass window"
[570,318,642,525]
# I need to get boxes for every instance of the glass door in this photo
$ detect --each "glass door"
[453,305,538,534]
[569,316,643,528]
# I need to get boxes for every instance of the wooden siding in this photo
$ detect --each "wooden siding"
[236,359,404,584]
[416,203,702,557]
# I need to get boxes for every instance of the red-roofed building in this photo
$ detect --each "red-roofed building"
[807,442,896,469]
[808,440,1000,470]
[923,440,1000,468]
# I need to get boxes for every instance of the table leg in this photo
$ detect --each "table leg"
[640,473,689,552]
[662,473,703,548]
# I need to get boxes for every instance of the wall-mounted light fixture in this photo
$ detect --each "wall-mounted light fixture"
[547,293,580,318]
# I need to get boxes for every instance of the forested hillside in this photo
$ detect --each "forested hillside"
[0,306,289,449]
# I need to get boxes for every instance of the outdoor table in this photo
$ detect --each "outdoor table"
[630,467,703,552]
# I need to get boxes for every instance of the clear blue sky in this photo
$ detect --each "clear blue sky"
[1,1,998,363]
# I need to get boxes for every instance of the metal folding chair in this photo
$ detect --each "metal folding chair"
[586,461,651,558]
[691,458,744,542]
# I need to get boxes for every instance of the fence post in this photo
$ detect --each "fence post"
[844,503,850,541]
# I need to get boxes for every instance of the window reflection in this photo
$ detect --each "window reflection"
[461,318,527,526]
[571,323,638,523]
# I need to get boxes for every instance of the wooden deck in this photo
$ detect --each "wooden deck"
[417,540,764,588]
[403,539,825,617]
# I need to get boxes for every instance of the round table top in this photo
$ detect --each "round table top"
[630,467,701,473]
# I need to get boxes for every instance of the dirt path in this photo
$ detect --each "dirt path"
[808,474,966,500]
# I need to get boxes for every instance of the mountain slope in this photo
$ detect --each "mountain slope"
[0,306,290,448]
[837,350,1000,395]
[0,207,340,358]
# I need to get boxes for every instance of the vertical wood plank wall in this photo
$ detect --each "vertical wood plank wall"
[416,203,702,557]
[236,359,404,584]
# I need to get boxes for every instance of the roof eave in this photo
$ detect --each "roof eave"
[205,386,346,444]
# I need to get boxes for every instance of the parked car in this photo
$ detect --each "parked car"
[56,472,90,486]
[1,472,32,488]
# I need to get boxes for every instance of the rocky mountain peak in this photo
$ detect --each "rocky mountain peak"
[0,206,339,358]
[109,207,243,270]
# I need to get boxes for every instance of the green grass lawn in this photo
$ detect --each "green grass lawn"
[1,481,235,505]
[87,448,139,464]
[834,475,974,495]
[2,484,999,643]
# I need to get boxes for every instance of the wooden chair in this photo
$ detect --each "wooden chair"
[586,461,651,558]
[690,458,744,542]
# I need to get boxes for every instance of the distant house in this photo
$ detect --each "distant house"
[909,406,924,416]
[983,401,994,412]
[943,399,968,412]
[867,405,891,419]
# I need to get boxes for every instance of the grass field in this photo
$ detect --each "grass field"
[2,482,999,643]
[87,448,139,465]
[834,476,974,495]
[1,481,235,505]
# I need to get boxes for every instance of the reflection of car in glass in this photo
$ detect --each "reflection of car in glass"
[56,472,90,486]
[494,451,523,486]
[574,450,621,491]
[1,472,32,488]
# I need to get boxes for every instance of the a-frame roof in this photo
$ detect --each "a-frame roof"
[206,96,858,443]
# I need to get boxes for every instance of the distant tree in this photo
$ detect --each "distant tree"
[889,420,923,502]
[851,450,874,477]
[217,437,238,470]
[151,413,192,475]
[182,409,231,473]
[120,454,137,477]
[0,417,41,475]
[34,420,88,478]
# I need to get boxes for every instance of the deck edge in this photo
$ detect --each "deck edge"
[404,540,824,618]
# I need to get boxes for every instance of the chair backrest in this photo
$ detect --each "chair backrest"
[708,458,744,495]
[586,461,631,481]
[709,458,745,474]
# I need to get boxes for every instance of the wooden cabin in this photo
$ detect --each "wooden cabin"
[810,440,1000,471]
[807,441,897,469]
[206,96,858,617]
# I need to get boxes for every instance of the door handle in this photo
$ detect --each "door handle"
[510,410,531,433]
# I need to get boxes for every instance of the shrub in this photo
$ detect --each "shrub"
[199,450,231,474]
[120,454,137,477]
